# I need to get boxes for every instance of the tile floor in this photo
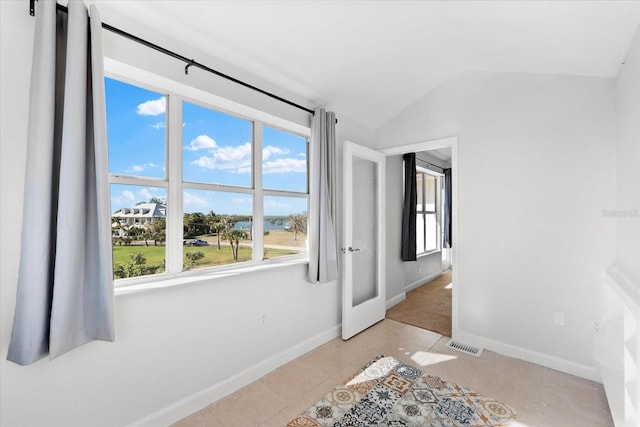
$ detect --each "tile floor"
[173,319,613,426]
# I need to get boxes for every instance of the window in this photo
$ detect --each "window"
[105,77,309,282]
[416,168,442,254]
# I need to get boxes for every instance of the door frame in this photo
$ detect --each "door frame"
[342,141,386,340]
[381,136,459,339]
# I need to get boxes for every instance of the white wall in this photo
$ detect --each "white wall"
[377,70,617,379]
[0,2,375,426]
[614,26,640,287]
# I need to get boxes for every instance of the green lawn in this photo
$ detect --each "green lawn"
[112,242,300,278]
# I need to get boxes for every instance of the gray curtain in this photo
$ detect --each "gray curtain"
[444,168,452,248]
[401,153,417,261]
[307,108,338,284]
[7,1,114,366]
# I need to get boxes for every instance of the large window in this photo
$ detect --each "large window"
[105,77,309,282]
[416,168,442,254]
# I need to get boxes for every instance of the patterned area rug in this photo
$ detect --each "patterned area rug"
[287,355,516,427]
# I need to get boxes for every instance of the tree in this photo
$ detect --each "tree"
[149,218,166,246]
[184,212,208,238]
[127,225,143,243]
[113,252,162,279]
[210,222,225,249]
[287,213,307,241]
[224,229,248,261]
[185,251,205,266]
[112,216,125,246]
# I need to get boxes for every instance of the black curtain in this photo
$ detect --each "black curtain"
[444,168,452,248]
[401,153,417,261]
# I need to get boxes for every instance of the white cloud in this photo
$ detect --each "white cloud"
[112,190,136,209]
[191,142,252,173]
[136,97,166,116]
[232,197,252,204]
[185,135,217,151]
[263,158,307,174]
[151,122,165,130]
[138,188,154,200]
[263,145,289,160]
[183,191,209,209]
[126,162,158,174]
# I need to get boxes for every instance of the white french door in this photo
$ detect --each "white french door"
[342,141,386,340]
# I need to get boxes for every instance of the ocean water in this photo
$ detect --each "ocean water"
[233,220,288,231]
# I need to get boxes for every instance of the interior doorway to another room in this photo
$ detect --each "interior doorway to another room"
[382,139,457,338]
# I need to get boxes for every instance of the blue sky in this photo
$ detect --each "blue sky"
[105,77,308,216]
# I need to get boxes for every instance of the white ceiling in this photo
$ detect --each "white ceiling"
[94,1,640,129]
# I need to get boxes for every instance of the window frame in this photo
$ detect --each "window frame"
[105,67,311,287]
[415,166,443,256]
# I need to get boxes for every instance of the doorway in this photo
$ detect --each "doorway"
[381,137,458,338]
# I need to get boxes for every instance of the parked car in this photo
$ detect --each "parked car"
[187,239,208,246]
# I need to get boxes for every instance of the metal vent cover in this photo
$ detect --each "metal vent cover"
[446,339,483,357]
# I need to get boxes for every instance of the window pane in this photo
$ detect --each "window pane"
[105,78,166,178]
[263,196,308,260]
[182,102,252,187]
[262,126,308,192]
[416,214,425,254]
[416,172,423,211]
[426,213,437,252]
[425,175,436,211]
[183,189,253,270]
[110,184,166,279]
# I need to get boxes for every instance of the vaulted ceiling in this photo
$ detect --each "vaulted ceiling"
[92,1,640,129]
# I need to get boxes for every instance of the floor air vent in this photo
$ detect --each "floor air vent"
[446,339,483,357]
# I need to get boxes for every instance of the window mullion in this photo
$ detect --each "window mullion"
[253,122,264,261]
[166,94,183,273]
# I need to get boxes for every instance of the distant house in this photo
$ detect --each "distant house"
[112,203,166,235]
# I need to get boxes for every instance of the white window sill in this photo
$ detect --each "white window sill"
[114,255,309,297]
[417,249,441,259]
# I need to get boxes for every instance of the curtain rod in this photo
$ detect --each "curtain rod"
[29,0,317,117]
[416,158,446,172]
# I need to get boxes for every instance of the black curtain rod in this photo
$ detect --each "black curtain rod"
[416,158,446,172]
[29,0,317,117]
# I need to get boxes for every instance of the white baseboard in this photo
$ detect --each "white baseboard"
[127,324,342,427]
[386,292,406,309]
[405,270,444,293]
[454,330,601,383]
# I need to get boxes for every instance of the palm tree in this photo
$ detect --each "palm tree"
[149,218,166,246]
[287,213,307,241]
[223,229,248,261]
[210,222,225,249]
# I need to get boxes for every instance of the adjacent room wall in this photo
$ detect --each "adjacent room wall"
[376,70,617,379]
[0,2,374,426]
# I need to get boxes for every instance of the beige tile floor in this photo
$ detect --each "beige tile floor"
[173,319,613,426]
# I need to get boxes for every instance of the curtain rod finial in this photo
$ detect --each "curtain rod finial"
[184,59,195,75]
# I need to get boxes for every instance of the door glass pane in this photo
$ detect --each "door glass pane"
[352,157,378,307]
